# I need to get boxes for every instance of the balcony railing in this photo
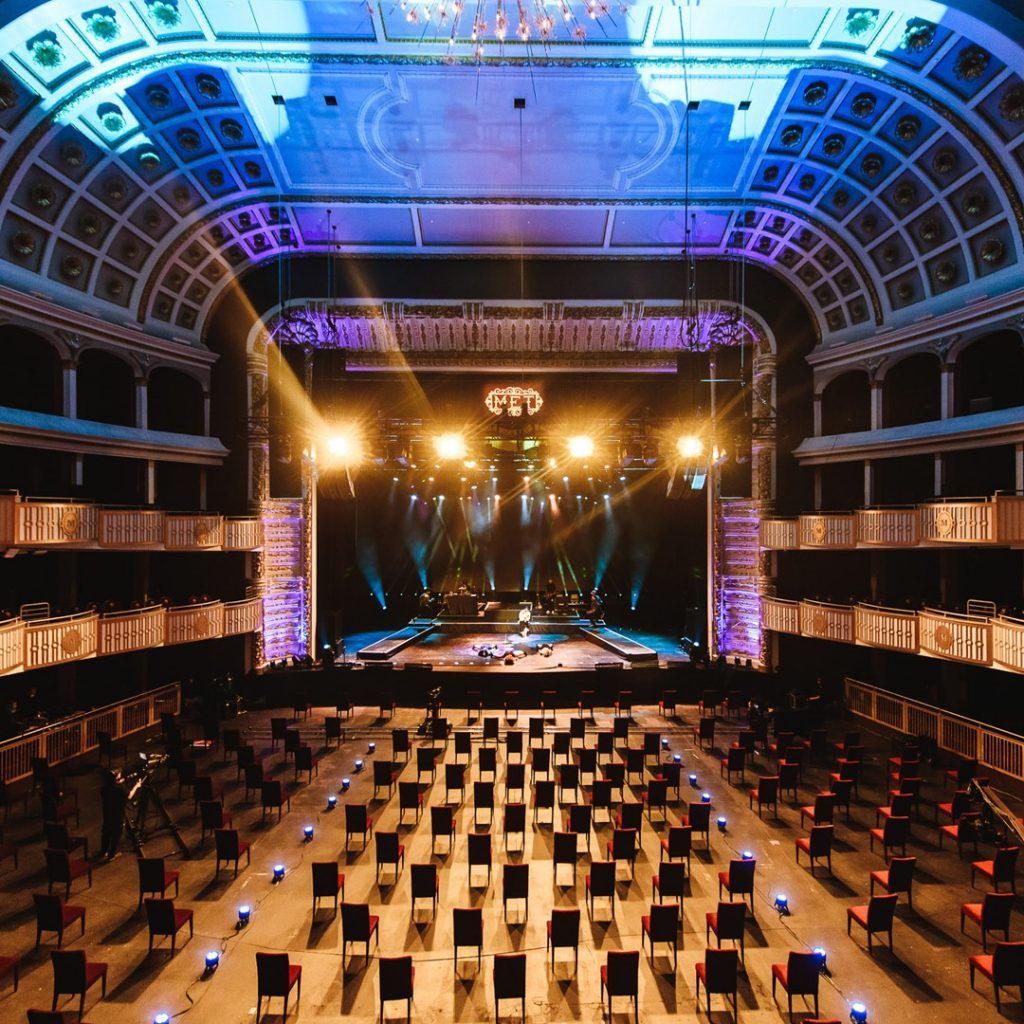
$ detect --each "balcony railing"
[919,607,992,665]
[760,493,1024,550]
[845,677,1024,783]
[762,596,801,634]
[224,597,263,636]
[854,603,918,653]
[0,683,180,784]
[0,493,262,551]
[993,615,1024,674]
[98,605,166,656]
[166,601,226,645]
[799,599,855,642]
[24,612,99,669]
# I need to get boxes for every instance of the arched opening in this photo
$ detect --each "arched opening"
[820,370,870,435]
[0,326,62,415]
[955,331,1024,416]
[149,367,205,435]
[883,353,941,427]
[76,349,136,426]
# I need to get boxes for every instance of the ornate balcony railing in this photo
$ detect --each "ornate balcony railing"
[798,514,857,549]
[98,606,166,656]
[760,519,798,550]
[223,518,264,550]
[854,603,919,653]
[166,601,226,645]
[164,515,224,550]
[993,615,1024,674]
[919,607,992,665]
[223,597,263,636]
[856,508,920,546]
[762,596,801,634]
[799,599,855,643]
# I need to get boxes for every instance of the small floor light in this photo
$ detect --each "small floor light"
[813,947,829,975]
[368,741,376,753]
[154,1013,171,1024]
[701,791,712,803]
[237,905,251,928]
[303,824,314,842]
[327,794,337,809]
[716,816,727,832]
[661,737,669,750]
[850,1002,868,1024]
[688,773,698,785]
[355,759,364,772]
[272,864,285,883]
[204,950,220,974]
[341,778,351,791]
[742,850,754,860]
[673,753,682,763]
[774,893,790,915]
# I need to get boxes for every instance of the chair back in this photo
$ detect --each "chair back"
[468,832,491,867]
[431,805,454,833]
[644,732,661,756]
[532,748,551,774]
[992,941,1024,982]
[605,950,639,996]
[589,861,616,896]
[256,951,291,994]
[809,824,834,856]
[553,732,571,756]
[311,861,340,897]
[699,718,715,741]
[200,800,224,829]
[392,728,409,754]
[445,763,465,787]
[416,748,436,772]
[399,781,419,809]
[995,846,1020,881]
[619,802,642,830]
[867,894,899,930]
[145,897,175,933]
[503,862,529,899]
[842,731,861,748]
[687,802,711,831]
[34,892,63,929]
[411,863,437,899]
[44,848,70,882]
[554,831,577,865]
[560,764,579,788]
[535,780,555,807]
[889,793,912,817]
[757,777,779,802]
[261,780,283,806]
[376,831,400,862]
[704,948,739,993]
[884,815,909,844]
[50,949,86,990]
[493,952,526,998]
[483,718,499,741]
[569,804,592,833]
[597,731,614,755]
[244,763,264,788]
[659,861,686,897]
[431,718,449,743]
[44,823,70,849]
[341,902,371,940]
[716,900,745,938]
[507,730,523,755]
[455,731,472,755]
[480,747,497,774]
[612,828,637,859]
[650,902,679,939]
[614,718,629,741]
[474,781,494,809]
[506,763,526,790]
[626,749,644,773]
[786,951,820,994]
[379,955,413,999]
[550,907,580,945]
[374,760,394,786]
[138,856,166,889]
[983,891,1015,930]
[592,779,612,808]
[215,829,240,859]
[779,761,800,786]
[888,856,916,891]
[528,717,544,741]
[453,907,483,946]
[727,747,745,771]
[813,793,836,821]
[667,825,692,858]
[504,803,526,832]
[729,858,755,892]
[346,804,369,831]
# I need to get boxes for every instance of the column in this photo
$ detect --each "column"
[246,345,271,507]
[813,469,823,510]
[145,460,156,505]
[812,392,822,436]
[933,454,946,497]
[1016,443,1023,492]
[134,376,148,431]
[863,459,875,507]
[198,469,207,511]
[869,380,883,431]
[940,363,955,420]
[61,361,77,419]
[202,390,211,437]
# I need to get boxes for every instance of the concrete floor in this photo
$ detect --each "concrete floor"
[0,698,1014,1024]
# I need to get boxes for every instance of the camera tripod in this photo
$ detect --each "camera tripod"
[123,776,189,858]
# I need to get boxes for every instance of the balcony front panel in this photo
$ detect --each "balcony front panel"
[854,604,919,653]
[798,514,857,549]
[799,600,855,643]
[919,609,991,665]
[856,508,920,546]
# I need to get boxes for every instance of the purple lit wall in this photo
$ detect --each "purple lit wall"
[259,498,309,661]
[715,498,764,663]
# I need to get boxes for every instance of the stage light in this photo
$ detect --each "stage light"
[688,772,698,785]
[677,435,704,459]
[273,863,286,882]
[435,433,467,460]
[368,741,376,753]
[567,435,594,459]
[716,815,727,832]
[701,791,711,802]
[327,795,337,809]
[341,778,351,791]
[850,1002,868,1024]
[303,824,314,842]
[673,752,682,763]
[742,850,754,860]
[661,737,669,749]
[237,905,251,927]
[324,430,361,464]
[355,759,364,772]
[205,950,220,972]
[774,893,790,914]
[154,1013,171,1024]
[813,947,827,971]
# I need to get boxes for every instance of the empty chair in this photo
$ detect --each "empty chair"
[453,907,483,966]
[199,800,232,846]
[45,849,91,899]
[283,729,300,763]
[605,761,626,800]
[375,831,405,884]
[973,847,1020,893]
[946,757,980,789]
[553,732,571,765]
[255,952,301,1023]
[962,891,1015,951]
[431,805,456,855]
[800,792,836,829]
[660,825,692,872]
[191,775,223,815]
[659,689,677,717]
[137,856,180,908]
[311,862,345,913]
[940,810,981,855]
[479,746,497,781]
[570,717,587,748]
[531,746,552,782]
[528,717,545,748]
[468,832,492,887]
[771,950,820,1017]
[833,731,861,758]
[607,828,639,877]
[615,801,643,834]
[44,822,88,859]
[642,903,679,968]
[597,731,614,763]
[379,692,396,718]
[778,761,800,802]
[214,828,251,878]
[506,763,526,802]
[685,802,712,849]
[50,950,107,1018]
[34,893,86,949]
[534,779,556,825]
[416,747,439,784]
[547,907,581,971]
[876,792,914,827]
[652,861,686,904]
[613,716,630,746]
[601,950,639,1023]
[411,863,439,916]
[504,803,526,851]
[586,861,617,916]
[324,716,343,749]
[392,728,410,761]
[695,948,739,1017]
[870,856,916,908]
[145,898,193,955]
[694,717,715,751]
[341,902,380,965]
[374,760,400,800]
[706,901,746,955]
[445,763,467,804]
[644,778,669,822]
[346,804,374,849]
[566,803,593,852]
[936,788,972,825]
[659,761,682,801]
[261,780,291,822]
[493,953,526,1020]
[847,893,898,952]
[474,781,495,828]
[969,940,1024,1011]
[796,825,834,876]
[398,782,422,825]
[615,690,633,718]
[506,730,524,763]
[559,764,580,804]
[379,955,414,1023]
[483,717,499,746]
[719,858,756,913]
[721,746,746,785]
[625,748,645,784]
[578,690,595,718]
[591,779,613,823]
[454,731,472,764]
[869,816,909,862]
[503,862,529,920]
[243,762,264,800]
[503,692,519,723]
[748,775,779,818]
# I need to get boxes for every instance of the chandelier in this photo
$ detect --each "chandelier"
[391,0,621,58]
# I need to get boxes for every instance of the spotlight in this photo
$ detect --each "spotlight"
[677,435,704,459]
[661,737,669,749]
[774,893,790,914]
[303,824,314,842]
[716,815,727,832]
[742,850,754,860]
[850,1002,868,1024]
[355,759,364,772]
[701,791,712,803]
[341,777,351,791]
[434,433,467,460]
[327,794,337,809]
[567,435,595,459]
[673,753,682,764]
[237,905,251,927]
[154,1014,171,1024]
[204,950,220,973]
[324,430,361,464]
[368,741,376,753]
[813,947,828,973]
[273,864,286,882]
[688,773,698,785]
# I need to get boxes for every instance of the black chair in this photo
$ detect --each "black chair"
[454,731,472,764]
[494,952,526,1020]
[468,831,492,887]
[373,760,399,800]
[44,849,91,899]
[483,718,499,746]
[261,780,291,822]
[706,900,746,955]
[243,761,264,800]
[871,855,917,907]
[411,863,439,915]
[658,689,677,717]
[694,717,715,751]
[531,746,551,782]
[591,779,613,824]
[375,831,405,884]
[961,891,1014,952]
[341,902,380,966]
[642,903,679,968]
[379,955,414,1023]
[346,804,374,849]
[504,803,526,851]
[453,907,483,966]
[398,781,422,824]
[34,893,85,949]
[718,858,756,912]
[311,862,345,913]
[324,716,343,748]
[445,763,467,804]
[748,775,779,818]
[479,746,497,780]
[416,747,439,784]
[547,907,580,971]
[255,951,301,1022]
[528,717,545,748]
[578,747,597,785]
[720,746,746,784]
[600,950,639,1023]
[534,780,555,825]
[506,763,526,803]
[685,802,712,848]
[431,805,456,855]
[643,731,661,766]
[506,730,524,763]
[586,861,616,916]
[199,800,232,846]
[553,731,571,765]
[869,815,910,862]
[44,822,88,859]
[503,862,529,920]
[847,893,898,952]
[607,828,639,877]
[474,780,495,828]
[145,897,193,955]
[660,825,692,872]
[653,860,686,904]
[50,949,107,1018]
[972,846,1021,893]
[558,764,579,804]
[553,831,578,887]
[771,950,820,1017]
[214,829,251,878]
[695,948,739,1017]
[796,824,834,876]
[613,801,642,836]
[597,731,614,764]
[391,728,410,761]
[137,856,180,908]
[625,749,645,785]
[566,803,593,853]
[644,778,669,821]
[800,792,836,828]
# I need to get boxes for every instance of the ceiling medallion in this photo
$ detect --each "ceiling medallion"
[207,168,225,187]
[935,260,958,284]
[29,35,64,69]
[845,9,878,38]
[882,244,899,265]
[954,45,991,83]
[823,134,845,157]
[177,127,201,151]
[980,238,1005,264]
[893,182,917,207]
[106,278,125,297]
[98,104,126,135]
[105,178,127,202]
[851,93,876,119]
[780,125,803,148]
[860,153,883,177]
[9,232,36,258]
[244,161,262,179]
[78,214,100,237]
[61,143,85,168]
[139,149,161,171]
[85,11,120,41]
[962,191,987,217]
[147,85,171,109]
[147,0,182,29]
[60,256,84,280]
[895,115,920,142]
[900,18,936,53]
[803,81,828,106]
[918,218,941,243]
[221,119,244,142]
[861,214,878,235]
[0,77,16,111]
[763,165,779,183]
[931,148,957,175]
[1000,85,1024,123]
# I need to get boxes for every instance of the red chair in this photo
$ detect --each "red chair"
[800,792,836,829]
[493,952,526,1020]
[869,816,909,862]
[375,831,406,885]
[660,825,692,872]
[940,810,980,855]
[695,948,738,1016]
[870,856,916,908]
[379,955,414,1023]
[311,862,345,913]
[137,856,180,908]
[748,775,779,818]
[50,950,107,1018]
[961,891,1014,951]
[706,901,745,955]
[547,908,580,972]
[875,792,913,828]
[771,950,820,1017]
[936,788,971,825]
[341,902,379,967]
[261,780,291,822]
[255,951,301,1022]
[684,801,712,849]
[795,824,834,877]
[398,782,422,824]
[411,863,439,916]
[431,805,456,855]
[214,829,251,878]
[586,861,616,917]
[718,858,756,913]
[34,894,86,949]
[847,893,898,952]
[145,898,194,955]
[44,849,91,899]
[720,746,745,784]
[972,847,1020,893]
[345,804,374,850]
[641,903,679,969]
[969,940,1024,1011]
[652,861,686,904]
[607,828,639,877]
[199,801,232,847]
[600,950,639,1022]
[502,862,529,920]
[453,907,483,967]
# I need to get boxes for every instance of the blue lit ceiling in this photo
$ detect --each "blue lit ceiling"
[1,2,1024,346]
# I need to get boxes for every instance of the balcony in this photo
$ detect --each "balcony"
[918,608,992,666]
[856,508,920,546]
[799,514,857,549]
[799,600,855,643]
[762,596,800,634]
[854,603,918,653]
[760,520,798,550]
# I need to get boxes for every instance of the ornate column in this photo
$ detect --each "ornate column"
[247,332,271,667]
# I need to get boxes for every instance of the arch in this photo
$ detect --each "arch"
[820,369,870,435]
[76,348,136,427]
[0,325,62,415]
[954,330,1024,416]
[148,366,205,435]
[883,352,942,427]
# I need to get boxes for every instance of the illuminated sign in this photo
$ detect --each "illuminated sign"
[485,386,544,417]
